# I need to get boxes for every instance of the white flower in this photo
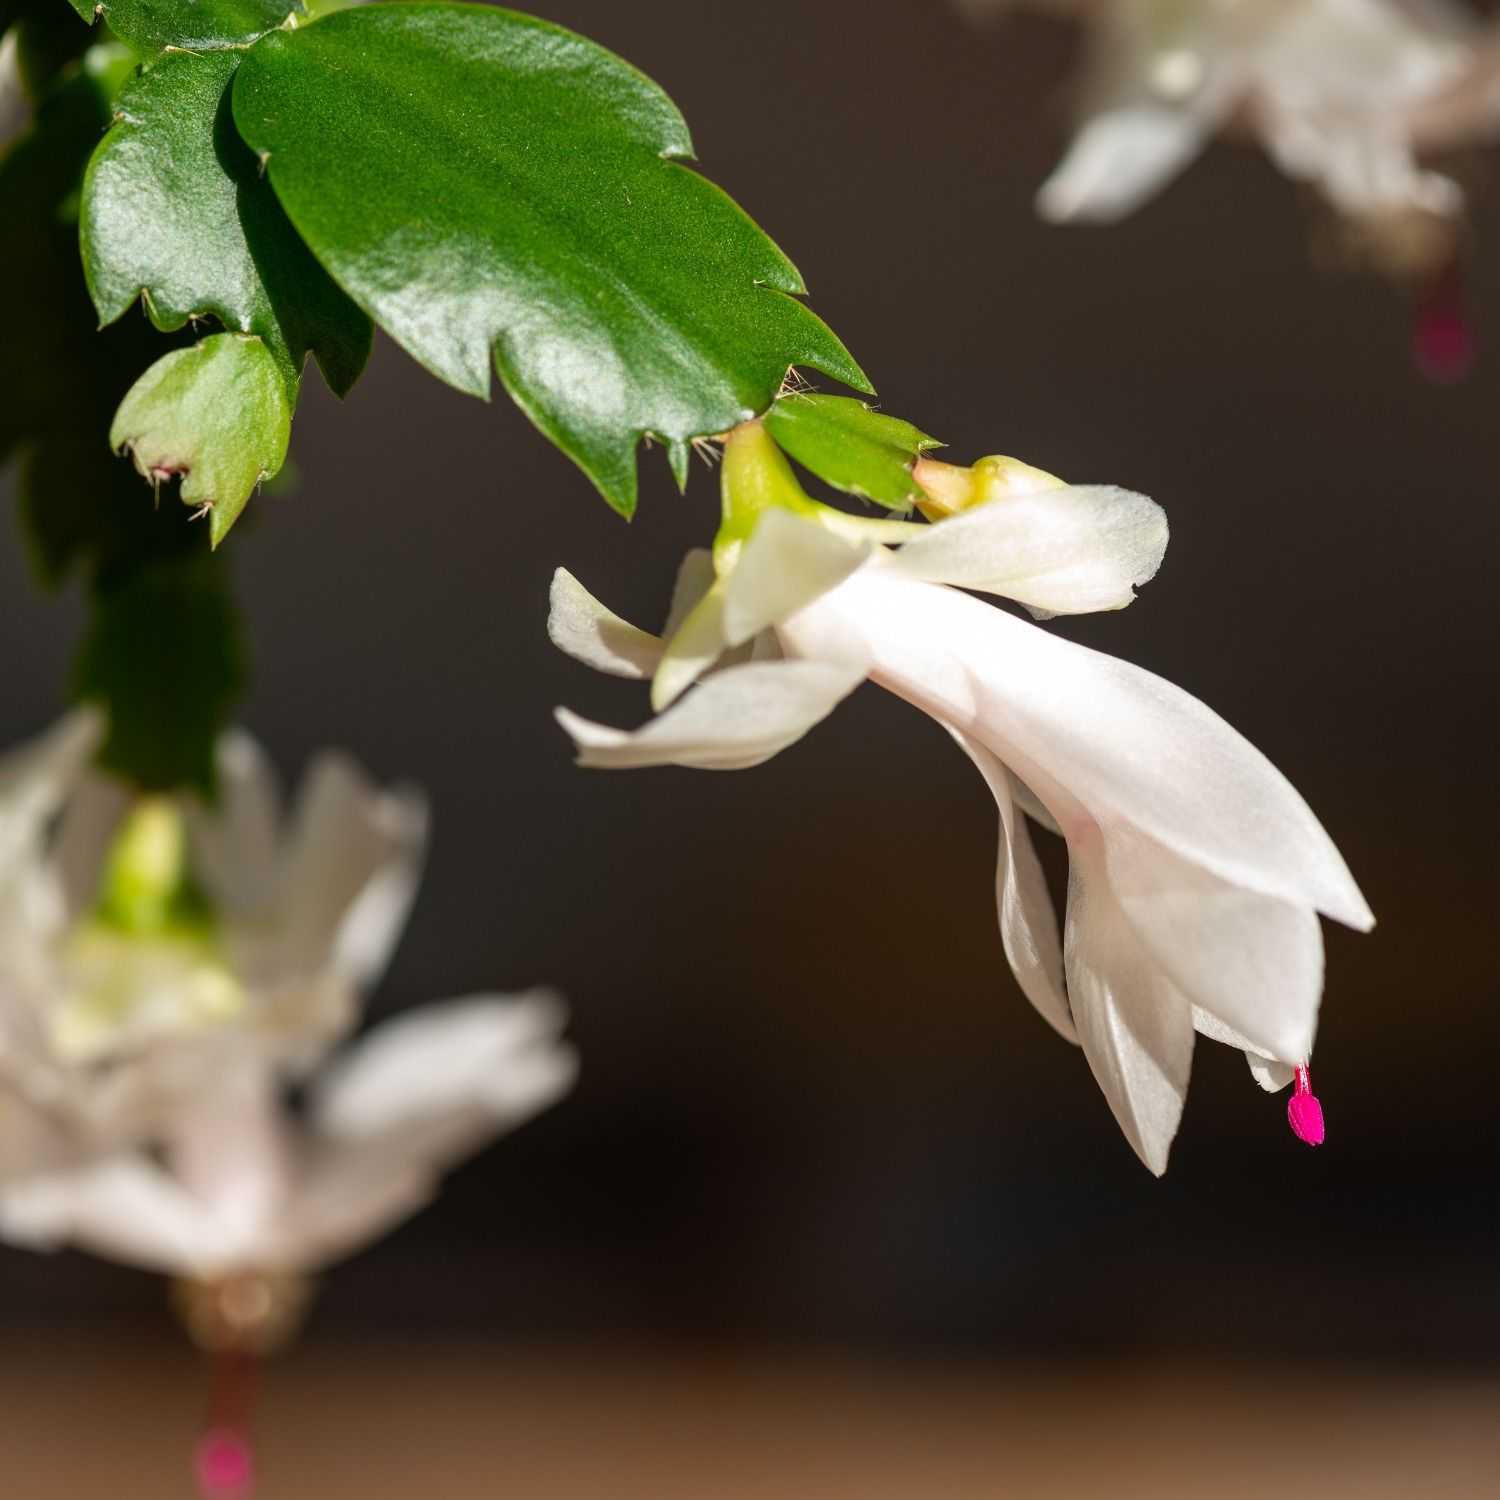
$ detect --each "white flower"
[0,717,578,1275]
[549,422,1371,1173]
[968,0,1500,258]
[0,992,575,1277]
[0,713,425,1143]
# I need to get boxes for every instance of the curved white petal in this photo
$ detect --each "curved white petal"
[653,585,730,712]
[1192,1009,1298,1093]
[721,511,869,645]
[269,1149,435,1272]
[783,571,1372,931]
[185,731,284,918]
[282,995,576,1270]
[557,656,867,772]
[890,486,1168,616]
[1065,849,1195,1175]
[0,1156,225,1276]
[1106,826,1324,1064]
[653,515,867,712]
[312,991,576,1147]
[166,1066,291,1242]
[50,772,129,922]
[254,755,428,991]
[663,549,716,637]
[1037,104,1209,223]
[548,570,664,681]
[0,711,103,877]
[946,728,1075,1043]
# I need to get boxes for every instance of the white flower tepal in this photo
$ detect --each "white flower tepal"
[0,720,577,1278]
[550,421,1371,1174]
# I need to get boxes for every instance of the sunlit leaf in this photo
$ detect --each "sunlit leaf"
[83,47,371,396]
[232,3,870,515]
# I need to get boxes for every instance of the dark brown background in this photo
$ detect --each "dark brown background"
[2,0,1497,1389]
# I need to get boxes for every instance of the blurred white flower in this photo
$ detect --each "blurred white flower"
[965,0,1500,279]
[550,423,1370,1173]
[0,713,426,1143]
[0,716,577,1276]
[0,992,575,1277]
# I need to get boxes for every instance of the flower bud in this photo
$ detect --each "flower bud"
[913,454,1066,521]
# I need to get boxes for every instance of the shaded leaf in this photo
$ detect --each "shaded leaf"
[111,332,290,547]
[765,393,942,512]
[64,0,298,55]
[74,555,247,796]
[232,3,870,516]
[83,47,371,397]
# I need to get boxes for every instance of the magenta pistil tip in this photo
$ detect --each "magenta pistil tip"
[1286,1063,1325,1147]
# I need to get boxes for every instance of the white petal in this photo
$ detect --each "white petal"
[165,1066,291,1240]
[0,711,103,876]
[282,994,577,1269]
[720,511,869,647]
[1105,825,1324,1064]
[274,755,428,989]
[548,570,664,681]
[50,773,128,921]
[1064,851,1196,1175]
[784,571,1372,931]
[312,991,576,1147]
[890,486,1168,616]
[557,657,867,772]
[1037,105,1208,223]
[268,1149,434,1271]
[1190,1009,1298,1093]
[653,515,867,711]
[0,1090,82,1180]
[0,1156,224,1276]
[1247,1053,1297,1092]
[663,549,716,637]
[945,728,1075,1043]
[652,585,730,711]
[184,730,284,917]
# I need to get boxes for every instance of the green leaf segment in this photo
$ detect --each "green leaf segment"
[83,47,372,400]
[8,0,955,801]
[111,333,291,548]
[2,62,245,796]
[64,0,299,55]
[764,393,942,512]
[230,3,869,515]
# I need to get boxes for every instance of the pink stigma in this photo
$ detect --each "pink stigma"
[1286,1064,1325,1147]
[1413,265,1474,384]
[195,1427,254,1497]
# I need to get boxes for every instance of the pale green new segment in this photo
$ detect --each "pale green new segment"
[110,334,291,548]
[232,3,871,516]
[765,394,942,512]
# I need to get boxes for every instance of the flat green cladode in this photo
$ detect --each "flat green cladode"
[63,0,299,55]
[764,393,942,512]
[230,3,869,515]
[110,333,291,548]
[83,47,372,401]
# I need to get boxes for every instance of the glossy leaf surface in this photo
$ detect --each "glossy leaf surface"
[64,0,298,55]
[83,48,371,398]
[233,3,869,515]
[765,393,941,511]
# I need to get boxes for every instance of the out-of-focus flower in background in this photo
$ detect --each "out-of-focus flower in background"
[956,0,1500,375]
[0,714,577,1493]
[0,711,576,1279]
[550,422,1371,1174]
